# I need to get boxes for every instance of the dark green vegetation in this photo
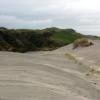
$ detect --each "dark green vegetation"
[0,27,84,53]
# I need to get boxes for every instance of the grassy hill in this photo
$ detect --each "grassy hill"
[0,27,85,52]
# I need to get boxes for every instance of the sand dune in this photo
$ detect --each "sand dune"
[0,40,100,100]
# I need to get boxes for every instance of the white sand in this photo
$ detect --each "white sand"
[0,40,100,100]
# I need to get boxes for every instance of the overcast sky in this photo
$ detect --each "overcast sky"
[0,0,100,35]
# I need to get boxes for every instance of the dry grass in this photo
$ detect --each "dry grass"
[65,53,100,77]
[86,68,100,76]
[65,53,83,65]
[73,38,93,49]
[65,53,77,61]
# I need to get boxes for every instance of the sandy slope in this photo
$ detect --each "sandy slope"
[0,40,100,100]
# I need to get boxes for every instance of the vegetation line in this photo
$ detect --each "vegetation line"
[0,27,83,53]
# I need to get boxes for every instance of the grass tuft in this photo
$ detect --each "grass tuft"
[73,38,93,49]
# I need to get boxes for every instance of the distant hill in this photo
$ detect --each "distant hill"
[0,27,7,30]
[0,27,98,53]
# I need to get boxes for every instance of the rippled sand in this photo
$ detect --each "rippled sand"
[0,40,100,100]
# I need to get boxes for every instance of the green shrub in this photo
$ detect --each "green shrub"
[0,27,85,52]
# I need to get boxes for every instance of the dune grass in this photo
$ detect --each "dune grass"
[65,53,83,65]
[86,68,100,76]
[73,38,93,49]
[51,31,82,44]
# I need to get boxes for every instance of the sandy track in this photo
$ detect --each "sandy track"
[0,40,100,100]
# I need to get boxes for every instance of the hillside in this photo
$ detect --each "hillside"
[0,27,83,52]
[0,40,100,100]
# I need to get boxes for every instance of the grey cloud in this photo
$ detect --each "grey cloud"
[0,0,100,35]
